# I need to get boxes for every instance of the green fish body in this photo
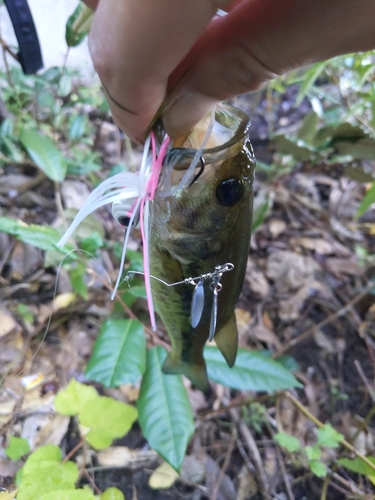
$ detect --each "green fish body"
[150,105,255,391]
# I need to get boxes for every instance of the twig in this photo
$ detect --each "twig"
[63,440,84,462]
[82,469,101,495]
[276,447,295,500]
[285,392,375,475]
[275,287,371,357]
[198,392,281,419]
[230,407,271,497]
[354,360,375,403]
[212,428,237,500]
[0,36,18,61]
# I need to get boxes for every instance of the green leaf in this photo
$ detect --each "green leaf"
[338,457,375,485]
[335,137,375,161]
[80,232,103,255]
[24,445,62,466]
[58,74,72,98]
[19,128,67,182]
[79,396,137,449]
[54,379,98,416]
[40,490,95,500]
[295,61,329,106]
[18,445,79,500]
[309,459,327,478]
[68,262,88,300]
[297,112,319,145]
[85,319,146,387]
[0,217,66,252]
[5,436,30,460]
[356,180,375,218]
[274,433,301,453]
[69,114,87,141]
[305,445,321,461]
[205,346,302,392]
[316,424,344,449]
[66,3,94,47]
[137,346,194,472]
[100,488,125,500]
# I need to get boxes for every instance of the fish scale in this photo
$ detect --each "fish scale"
[150,104,255,391]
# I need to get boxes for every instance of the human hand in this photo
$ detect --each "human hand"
[83,0,375,142]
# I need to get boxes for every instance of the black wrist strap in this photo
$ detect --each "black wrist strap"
[4,0,43,74]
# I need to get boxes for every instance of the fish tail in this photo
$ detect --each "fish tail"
[162,353,209,392]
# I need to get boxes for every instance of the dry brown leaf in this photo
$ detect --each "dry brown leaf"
[33,413,70,448]
[235,308,252,341]
[180,453,206,484]
[237,465,258,500]
[0,308,21,338]
[0,396,16,427]
[245,261,269,298]
[268,219,287,239]
[60,180,90,210]
[264,445,281,491]
[313,330,336,355]
[9,241,42,281]
[291,237,334,255]
[340,413,374,455]
[325,257,363,278]
[250,323,282,351]
[279,283,314,322]
[119,384,140,403]
[205,455,236,500]
[266,251,319,292]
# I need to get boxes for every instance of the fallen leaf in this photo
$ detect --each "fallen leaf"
[33,414,70,448]
[0,308,21,338]
[291,237,334,255]
[148,461,179,489]
[250,323,282,351]
[60,180,90,210]
[237,465,258,500]
[268,219,286,238]
[313,330,336,355]
[245,261,269,298]
[235,308,252,341]
[97,446,158,469]
[180,453,206,484]
[266,251,319,292]
[279,283,314,322]
[52,293,77,312]
[205,456,237,500]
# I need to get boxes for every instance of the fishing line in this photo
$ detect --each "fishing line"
[11,248,112,384]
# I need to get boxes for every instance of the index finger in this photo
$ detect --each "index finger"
[89,0,223,141]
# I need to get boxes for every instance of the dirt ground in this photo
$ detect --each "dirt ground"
[1,89,375,499]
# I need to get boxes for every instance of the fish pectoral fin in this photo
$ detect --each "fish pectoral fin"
[162,353,209,392]
[214,313,238,367]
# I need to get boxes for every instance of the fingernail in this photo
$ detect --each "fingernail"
[163,94,218,139]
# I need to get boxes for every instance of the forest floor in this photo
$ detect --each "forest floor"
[1,86,375,500]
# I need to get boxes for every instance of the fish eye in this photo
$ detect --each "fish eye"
[216,178,244,206]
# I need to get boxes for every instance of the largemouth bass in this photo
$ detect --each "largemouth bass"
[150,104,255,391]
